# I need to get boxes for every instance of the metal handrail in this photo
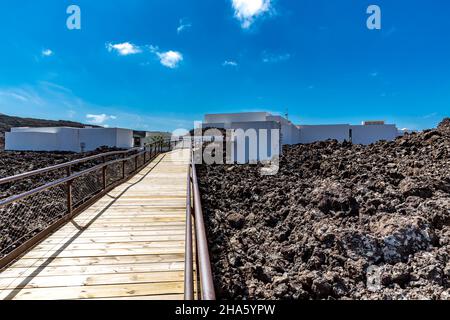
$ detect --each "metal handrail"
[0,138,174,269]
[0,148,147,207]
[0,139,175,186]
[184,147,194,300]
[185,145,216,300]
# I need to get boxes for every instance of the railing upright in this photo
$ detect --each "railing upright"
[122,153,126,179]
[66,166,73,217]
[102,156,107,190]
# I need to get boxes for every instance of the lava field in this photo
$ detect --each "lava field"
[198,119,450,300]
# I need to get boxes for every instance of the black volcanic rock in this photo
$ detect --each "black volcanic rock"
[198,118,450,300]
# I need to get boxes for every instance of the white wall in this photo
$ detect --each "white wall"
[298,124,399,145]
[205,112,301,146]
[5,131,59,151]
[56,128,80,151]
[299,124,351,144]
[116,128,134,149]
[205,112,269,124]
[351,124,398,145]
[79,128,116,152]
[11,127,61,133]
[201,121,281,163]
[6,127,133,152]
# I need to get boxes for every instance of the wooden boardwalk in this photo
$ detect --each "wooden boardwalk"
[0,149,191,300]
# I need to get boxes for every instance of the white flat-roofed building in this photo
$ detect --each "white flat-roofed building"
[5,127,133,152]
[203,112,401,150]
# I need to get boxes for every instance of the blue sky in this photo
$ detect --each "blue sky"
[0,0,449,131]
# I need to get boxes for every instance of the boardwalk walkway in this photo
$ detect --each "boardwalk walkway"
[0,148,191,300]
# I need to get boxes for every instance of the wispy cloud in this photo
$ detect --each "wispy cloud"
[423,112,439,119]
[0,90,29,102]
[41,49,54,57]
[370,72,379,77]
[384,27,397,38]
[106,42,142,56]
[222,60,238,67]
[231,0,272,29]
[0,82,194,131]
[86,114,117,125]
[262,52,291,63]
[0,87,45,105]
[177,18,192,34]
[0,82,108,123]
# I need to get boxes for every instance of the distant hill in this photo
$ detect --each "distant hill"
[0,114,99,150]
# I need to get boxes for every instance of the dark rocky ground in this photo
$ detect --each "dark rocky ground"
[198,118,450,300]
[0,147,126,198]
[0,147,130,257]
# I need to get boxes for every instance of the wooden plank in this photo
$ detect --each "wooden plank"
[8,254,185,269]
[40,235,186,245]
[34,240,185,251]
[0,281,185,300]
[46,230,186,238]
[0,261,185,279]
[20,247,185,259]
[0,271,185,289]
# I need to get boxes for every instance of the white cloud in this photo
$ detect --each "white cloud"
[231,0,272,29]
[223,60,238,67]
[86,114,117,125]
[106,42,142,56]
[42,49,54,57]
[156,51,183,69]
[177,18,192,34]
[262,52,291,63]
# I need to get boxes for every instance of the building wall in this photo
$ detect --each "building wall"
[5,127,133,152]
[350,124,398,145]
[201,121,281,163]
[5,131,59,151]
[116,128,134,149]
[298,124,351,144]
[205,112,269,124]
[205,112,300,146]
[298,124,399,145]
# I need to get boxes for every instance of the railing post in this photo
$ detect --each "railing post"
[66,166,73,217]
[102,156,107,190]
[135,155,138,172]
[122,153,126,179]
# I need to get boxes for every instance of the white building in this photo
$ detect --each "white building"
[204,112,300,145]
[203,112,401,162]
[5,127,133,152]
[298,122,399,145]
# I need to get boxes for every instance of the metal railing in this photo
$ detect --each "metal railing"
[0,139,175,269]
[185,144,216,300]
